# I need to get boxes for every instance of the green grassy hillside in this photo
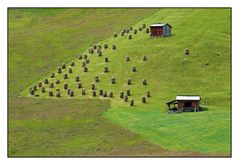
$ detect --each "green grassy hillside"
[8,8,165,157]
[9,8,158,97]
[9,8,231,156]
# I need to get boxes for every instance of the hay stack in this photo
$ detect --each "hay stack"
[142,24,146,28]
[77,83,82,89]
[91,83,96,90]
[142,79,147,85]
[131,66,137,72]
[38,81,42,87]
[128,34,132,40]
[49,91,53,97]
[34,94,40,97]
[104,43,108,49]
[56,91,61,97]
[93,44,97,50]
[64,83,68,90]
[126,89,130,96]
[33,85,37,91]
[125,56,130,62]
[49,83,54,88]
[120,91,124,98]
[114,32,117,38]
[103,90,108,97]
[104,66,109,73]
[56,79,60,84]
[97,50,102,57]
[185,48,190,55]
[63,73,68,79]
[134,29,137,34]
[92,90,96,97]
[130,99,134,106]
[44,78,49,84]
[124,95,128,102]
[58,67,62,73]
[30,89,35,95]
[81,88,86,95]
[146,28,150,33]
[127,78,131,85]
[82,61,86,67]
[41,87,45,93]
[70,90,74,97]
[99,89,103,96]
[112,44,117,50]
[111,77,116,84]
[139,27,143,31]
[121,31,125,36]
[146,91,151,97]
[95,76,100,82]
[78,55,83,60]
[109,91,113,98]
[68,67,73,73]
[84,66,88,72]
[88,48,94,54]
[50,72,55,78]
[67,89,71,95]
[142,55,147,61]
[71,61,75,67]
[105,57,109,63]
[84,54,88,59]
[75,75,80,82]
[142,96,146,103]
[62,63,66,69]
[86,58,90,64]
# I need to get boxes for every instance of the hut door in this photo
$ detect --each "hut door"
[157,28,163,36]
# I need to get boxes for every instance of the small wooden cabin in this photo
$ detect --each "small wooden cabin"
[166,95,201,112]
[150,23,172,37]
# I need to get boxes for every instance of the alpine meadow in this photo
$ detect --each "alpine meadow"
[8,8,231,157]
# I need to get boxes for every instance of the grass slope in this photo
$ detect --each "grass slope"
[21,8,231,155]
[8,8,166,156]
[9,8,158,97]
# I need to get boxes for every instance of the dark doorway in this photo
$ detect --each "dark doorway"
[184,101,192,107]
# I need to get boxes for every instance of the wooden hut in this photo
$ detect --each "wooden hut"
[150,23,172,37]
[166,95,201,112]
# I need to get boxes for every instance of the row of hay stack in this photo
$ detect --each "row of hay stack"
[113,24,150,40]
[29,23,151,106]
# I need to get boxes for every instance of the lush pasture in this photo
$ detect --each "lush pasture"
[9,8,231,156]
[8,8,162,156]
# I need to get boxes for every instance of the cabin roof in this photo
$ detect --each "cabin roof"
[150,23,172,28]
[176,95,201,101]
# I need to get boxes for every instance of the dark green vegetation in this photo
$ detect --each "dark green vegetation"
[9,8,231,156]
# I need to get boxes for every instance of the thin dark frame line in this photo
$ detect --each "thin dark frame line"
[7,7,232,158]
